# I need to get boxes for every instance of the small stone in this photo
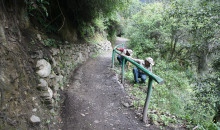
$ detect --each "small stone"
[154,121,160,126]
[36,50,43,59]
[151,110,157,114]
[80,113,85,117]
[49,73,56,79]
[31,50,43,59]
[50,109,55,114]
[51,57,57,67]
[121,101,130,108]
[51,48,59,56]
[145,124,150,127]
[30,115,41,124]
[47,87,53,99]
[38,79,48,91]
[56,75,64,83]
[60,86,64,91]
[94,120,99,123]
[193,126,199,130]
[32,108,37,112]
[37,34,41,41]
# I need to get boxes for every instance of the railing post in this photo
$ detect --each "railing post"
[121,58,125,84]
[112,50,115,68]
[143,77,153,123]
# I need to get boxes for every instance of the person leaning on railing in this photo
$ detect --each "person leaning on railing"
[122,55,155,87]
[115,47,133,68]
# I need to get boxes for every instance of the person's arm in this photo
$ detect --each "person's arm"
[121,54,143,64]
[129,57,143,64]
[115,48,124,52]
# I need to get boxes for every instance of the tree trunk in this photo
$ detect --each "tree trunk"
[197,43,210,75]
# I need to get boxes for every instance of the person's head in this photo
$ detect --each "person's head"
[126,49,133,56]
[145,57,154,66]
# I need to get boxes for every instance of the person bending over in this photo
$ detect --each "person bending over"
[128,56,155,85]
[115,47,133,67]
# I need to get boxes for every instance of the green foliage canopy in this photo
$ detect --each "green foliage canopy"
[123,0,220,129]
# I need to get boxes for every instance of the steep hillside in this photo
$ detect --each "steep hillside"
[0,1,112,129]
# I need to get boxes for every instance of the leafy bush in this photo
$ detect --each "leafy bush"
[105,13,121,44]
[184,73,220,129]
[79,22,96,39]
[121,0,219,129]
[93,15,107,33]
[43,38,62,48]
[25,0,49,17]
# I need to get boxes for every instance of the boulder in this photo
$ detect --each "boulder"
[41,87,53,99]
[38,79,48,91]
[36,59,51,77]
[40,87,53,108]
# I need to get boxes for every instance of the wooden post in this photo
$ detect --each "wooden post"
[112,50,115,68]
[143,77,153,123]
[121,58,125,84]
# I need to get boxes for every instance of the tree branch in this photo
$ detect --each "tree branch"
[57,0,65,31]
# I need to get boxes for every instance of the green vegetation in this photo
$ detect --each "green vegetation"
[25,0,55,33]
[118,0,220,129]
[43,38,62,48]
[22,0,220,129]
[25,0,126,42]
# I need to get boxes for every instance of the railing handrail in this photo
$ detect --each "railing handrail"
[112,43,164,123]
[113,49,164,84]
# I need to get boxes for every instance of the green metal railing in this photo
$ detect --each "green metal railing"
[112,43,164,123]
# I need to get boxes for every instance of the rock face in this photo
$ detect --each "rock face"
[35,40,112,110]
[36,59,51,77]
[0,3,112,129]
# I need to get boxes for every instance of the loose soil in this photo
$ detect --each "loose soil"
[61,38,159,130]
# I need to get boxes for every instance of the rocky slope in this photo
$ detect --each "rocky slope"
[0,2,112,129]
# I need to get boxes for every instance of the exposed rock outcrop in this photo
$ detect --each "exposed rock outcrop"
[36,59,52,78]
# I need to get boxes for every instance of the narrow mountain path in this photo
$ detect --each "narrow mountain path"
[62,38,158,130]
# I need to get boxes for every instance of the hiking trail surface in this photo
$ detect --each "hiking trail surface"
[62,37,159,130]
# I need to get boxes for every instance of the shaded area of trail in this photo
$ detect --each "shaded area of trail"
[62,38,158,130]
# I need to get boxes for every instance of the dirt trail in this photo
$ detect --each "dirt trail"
[62,38,158,130]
